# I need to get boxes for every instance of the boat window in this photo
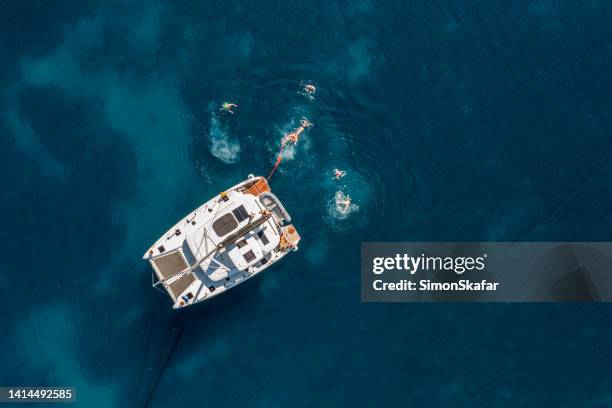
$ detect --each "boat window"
[236,239,248,248]
[257,230,270,245]
[243,250,256,262]
[212,213,239,236]
[232,205,249,222]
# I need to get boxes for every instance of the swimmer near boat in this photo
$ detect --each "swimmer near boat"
[284,118,312,144]
[143,175,300,308]
[299,81,317,98]
[335,191,351,214]
[333,169,346,180]
[266,118,312,180]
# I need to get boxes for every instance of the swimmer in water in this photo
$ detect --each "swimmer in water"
[220,102,237,114]
[336,194,351,214]
[284,118,312,145]
[304,84,316,95]
[333,169,346,180]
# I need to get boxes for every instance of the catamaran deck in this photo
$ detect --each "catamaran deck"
[143,176,300,308]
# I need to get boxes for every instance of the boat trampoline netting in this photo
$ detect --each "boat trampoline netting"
[152,251,189,280]
[168,273,196,299]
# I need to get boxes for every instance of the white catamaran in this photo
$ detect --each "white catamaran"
[143,175,300,308]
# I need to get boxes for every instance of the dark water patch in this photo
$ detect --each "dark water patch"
[0,1,98,61]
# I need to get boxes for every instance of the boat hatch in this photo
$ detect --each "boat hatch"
[257,230,270,245]
[212,213,239,236]
[243,250,256,262]
[232,205,249,222]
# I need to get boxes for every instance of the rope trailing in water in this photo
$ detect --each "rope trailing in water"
[267,141,286,181]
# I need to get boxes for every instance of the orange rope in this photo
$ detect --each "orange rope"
[267,141,286,181]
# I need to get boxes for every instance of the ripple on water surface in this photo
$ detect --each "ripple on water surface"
[313,87,409,241]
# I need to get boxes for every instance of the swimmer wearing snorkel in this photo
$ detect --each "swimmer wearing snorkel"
[333,169,346,180]
[284,118,312,145]
[220,102,237,114]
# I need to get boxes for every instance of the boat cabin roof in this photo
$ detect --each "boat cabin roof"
[186,191,263,258]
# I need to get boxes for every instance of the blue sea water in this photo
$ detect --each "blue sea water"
[1,0,612,406]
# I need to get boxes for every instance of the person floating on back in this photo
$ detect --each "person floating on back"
[333,169,346,180]
[221,102,237,114]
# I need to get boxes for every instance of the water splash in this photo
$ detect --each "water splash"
[271,119,313,163]
[323,191,359,232]
[207,113,240,164]
[331,191,359,219]
[280,141,297,161]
